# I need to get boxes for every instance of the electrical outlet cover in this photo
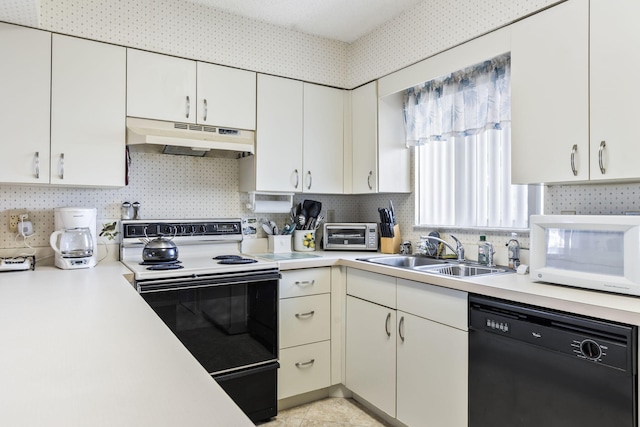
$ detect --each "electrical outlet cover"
[8,209,28,233]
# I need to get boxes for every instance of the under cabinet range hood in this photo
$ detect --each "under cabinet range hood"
[126,117,255,158]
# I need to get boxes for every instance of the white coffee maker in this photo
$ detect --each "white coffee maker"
[50,207,98,269]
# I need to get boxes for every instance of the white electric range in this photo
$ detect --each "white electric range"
[120,218,278,281]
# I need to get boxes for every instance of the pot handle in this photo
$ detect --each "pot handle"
[50,230,63,255]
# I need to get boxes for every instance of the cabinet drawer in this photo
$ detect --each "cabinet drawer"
[346,268,396,308]
[279,294,330,348]
[278,341,331,399]
[397,279,467,330]
[280,267,331,299]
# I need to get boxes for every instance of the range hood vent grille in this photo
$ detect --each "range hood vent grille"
[127,117,255,159]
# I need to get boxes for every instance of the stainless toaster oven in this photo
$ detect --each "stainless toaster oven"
[322,223,378,251]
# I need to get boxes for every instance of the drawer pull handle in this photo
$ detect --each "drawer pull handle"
[295,310,315,319]
[295,359,315,368]
[294,280,315,286]
[399,316,405,342]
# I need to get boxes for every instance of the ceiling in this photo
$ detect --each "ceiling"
[187,0,424,43]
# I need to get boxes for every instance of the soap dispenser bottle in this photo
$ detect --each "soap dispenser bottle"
[478,235,488,265]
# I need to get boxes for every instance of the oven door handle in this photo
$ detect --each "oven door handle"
[137,270,281,293]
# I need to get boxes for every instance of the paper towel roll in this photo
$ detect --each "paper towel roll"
[249,200,292,213]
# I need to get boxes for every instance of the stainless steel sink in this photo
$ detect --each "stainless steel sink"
[418,264,509,277]
[357,255,512,277]
[358,255,450,268]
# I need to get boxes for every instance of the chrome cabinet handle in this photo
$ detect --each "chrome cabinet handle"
[306,171,312,190]
[598,141,606,175]
[294,280,315,286]
[295,359,315,368]
[367,171,373,190]
[385,312,391,337]
[570,144,578,176]
[203,99,208,122]
[294,169,299,189]
[186,95,190,119]
[295,310,315,319]
[59,153,65,179]
[399,316,405,342]
[34,152,40,179]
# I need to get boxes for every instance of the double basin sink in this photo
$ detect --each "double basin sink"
[358,255,512,277]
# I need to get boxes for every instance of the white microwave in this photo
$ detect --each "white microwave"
[530,214,640,296]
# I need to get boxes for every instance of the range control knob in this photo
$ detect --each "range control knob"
[580,339,602,360]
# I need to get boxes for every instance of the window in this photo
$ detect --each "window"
[404,53,542,229]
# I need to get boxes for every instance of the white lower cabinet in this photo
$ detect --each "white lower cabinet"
[396,312,467,427]
[345,294,397,417]
[278,268,332,400]
[345,268,468,426]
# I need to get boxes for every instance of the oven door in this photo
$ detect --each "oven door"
[138,269,279,374]
[138,269,280,421]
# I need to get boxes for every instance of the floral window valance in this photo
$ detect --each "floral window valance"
[403,53,511,146]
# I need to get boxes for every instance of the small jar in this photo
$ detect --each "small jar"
[121,202,132,220]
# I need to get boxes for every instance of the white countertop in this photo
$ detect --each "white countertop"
[0,262,253,427]
[257,249,640,326]
[3,250,640,427]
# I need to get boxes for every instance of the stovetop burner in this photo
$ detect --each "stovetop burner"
[146,263,185,271]
[139,260,182,266]
[214,255,258,265]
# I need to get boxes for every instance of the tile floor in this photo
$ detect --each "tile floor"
[256,397,392,427]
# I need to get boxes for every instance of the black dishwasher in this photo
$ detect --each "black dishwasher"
[469,295,637,427]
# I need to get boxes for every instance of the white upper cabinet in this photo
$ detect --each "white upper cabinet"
[512,0,640,184]
[196,62,256,130]
[248,74,304,192]
[240,75,345,194]
[0,23,51,184]
[511,0,589,184]
[127,49,197,123]
[127,49,257,130]
[351,82,378,193]
[51,35,126,187]
[590,0,640,182]
[303,83,344,193]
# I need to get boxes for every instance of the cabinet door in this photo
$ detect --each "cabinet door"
[127,49,196,123]
[50,35,126,187]
[345,295,396,418]
[0,23,51,184]
[255,74,303,192]
[396,312,467,427]
[351,82,378,193]
[196,63,256,130]
[590,0,640,181]
[303,83,344,193]
[511,0,589,184]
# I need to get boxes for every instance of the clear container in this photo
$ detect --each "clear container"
[121,202,132,220]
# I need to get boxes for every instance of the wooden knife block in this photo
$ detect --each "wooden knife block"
[380,224,401,254]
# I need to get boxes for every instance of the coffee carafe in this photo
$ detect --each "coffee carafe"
[50,207,98,269]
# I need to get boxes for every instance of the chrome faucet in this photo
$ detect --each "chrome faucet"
[420,234,465,261]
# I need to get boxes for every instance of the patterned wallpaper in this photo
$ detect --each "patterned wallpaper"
[347,0,561,88]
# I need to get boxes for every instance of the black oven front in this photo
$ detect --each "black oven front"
[137,268,280,422]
